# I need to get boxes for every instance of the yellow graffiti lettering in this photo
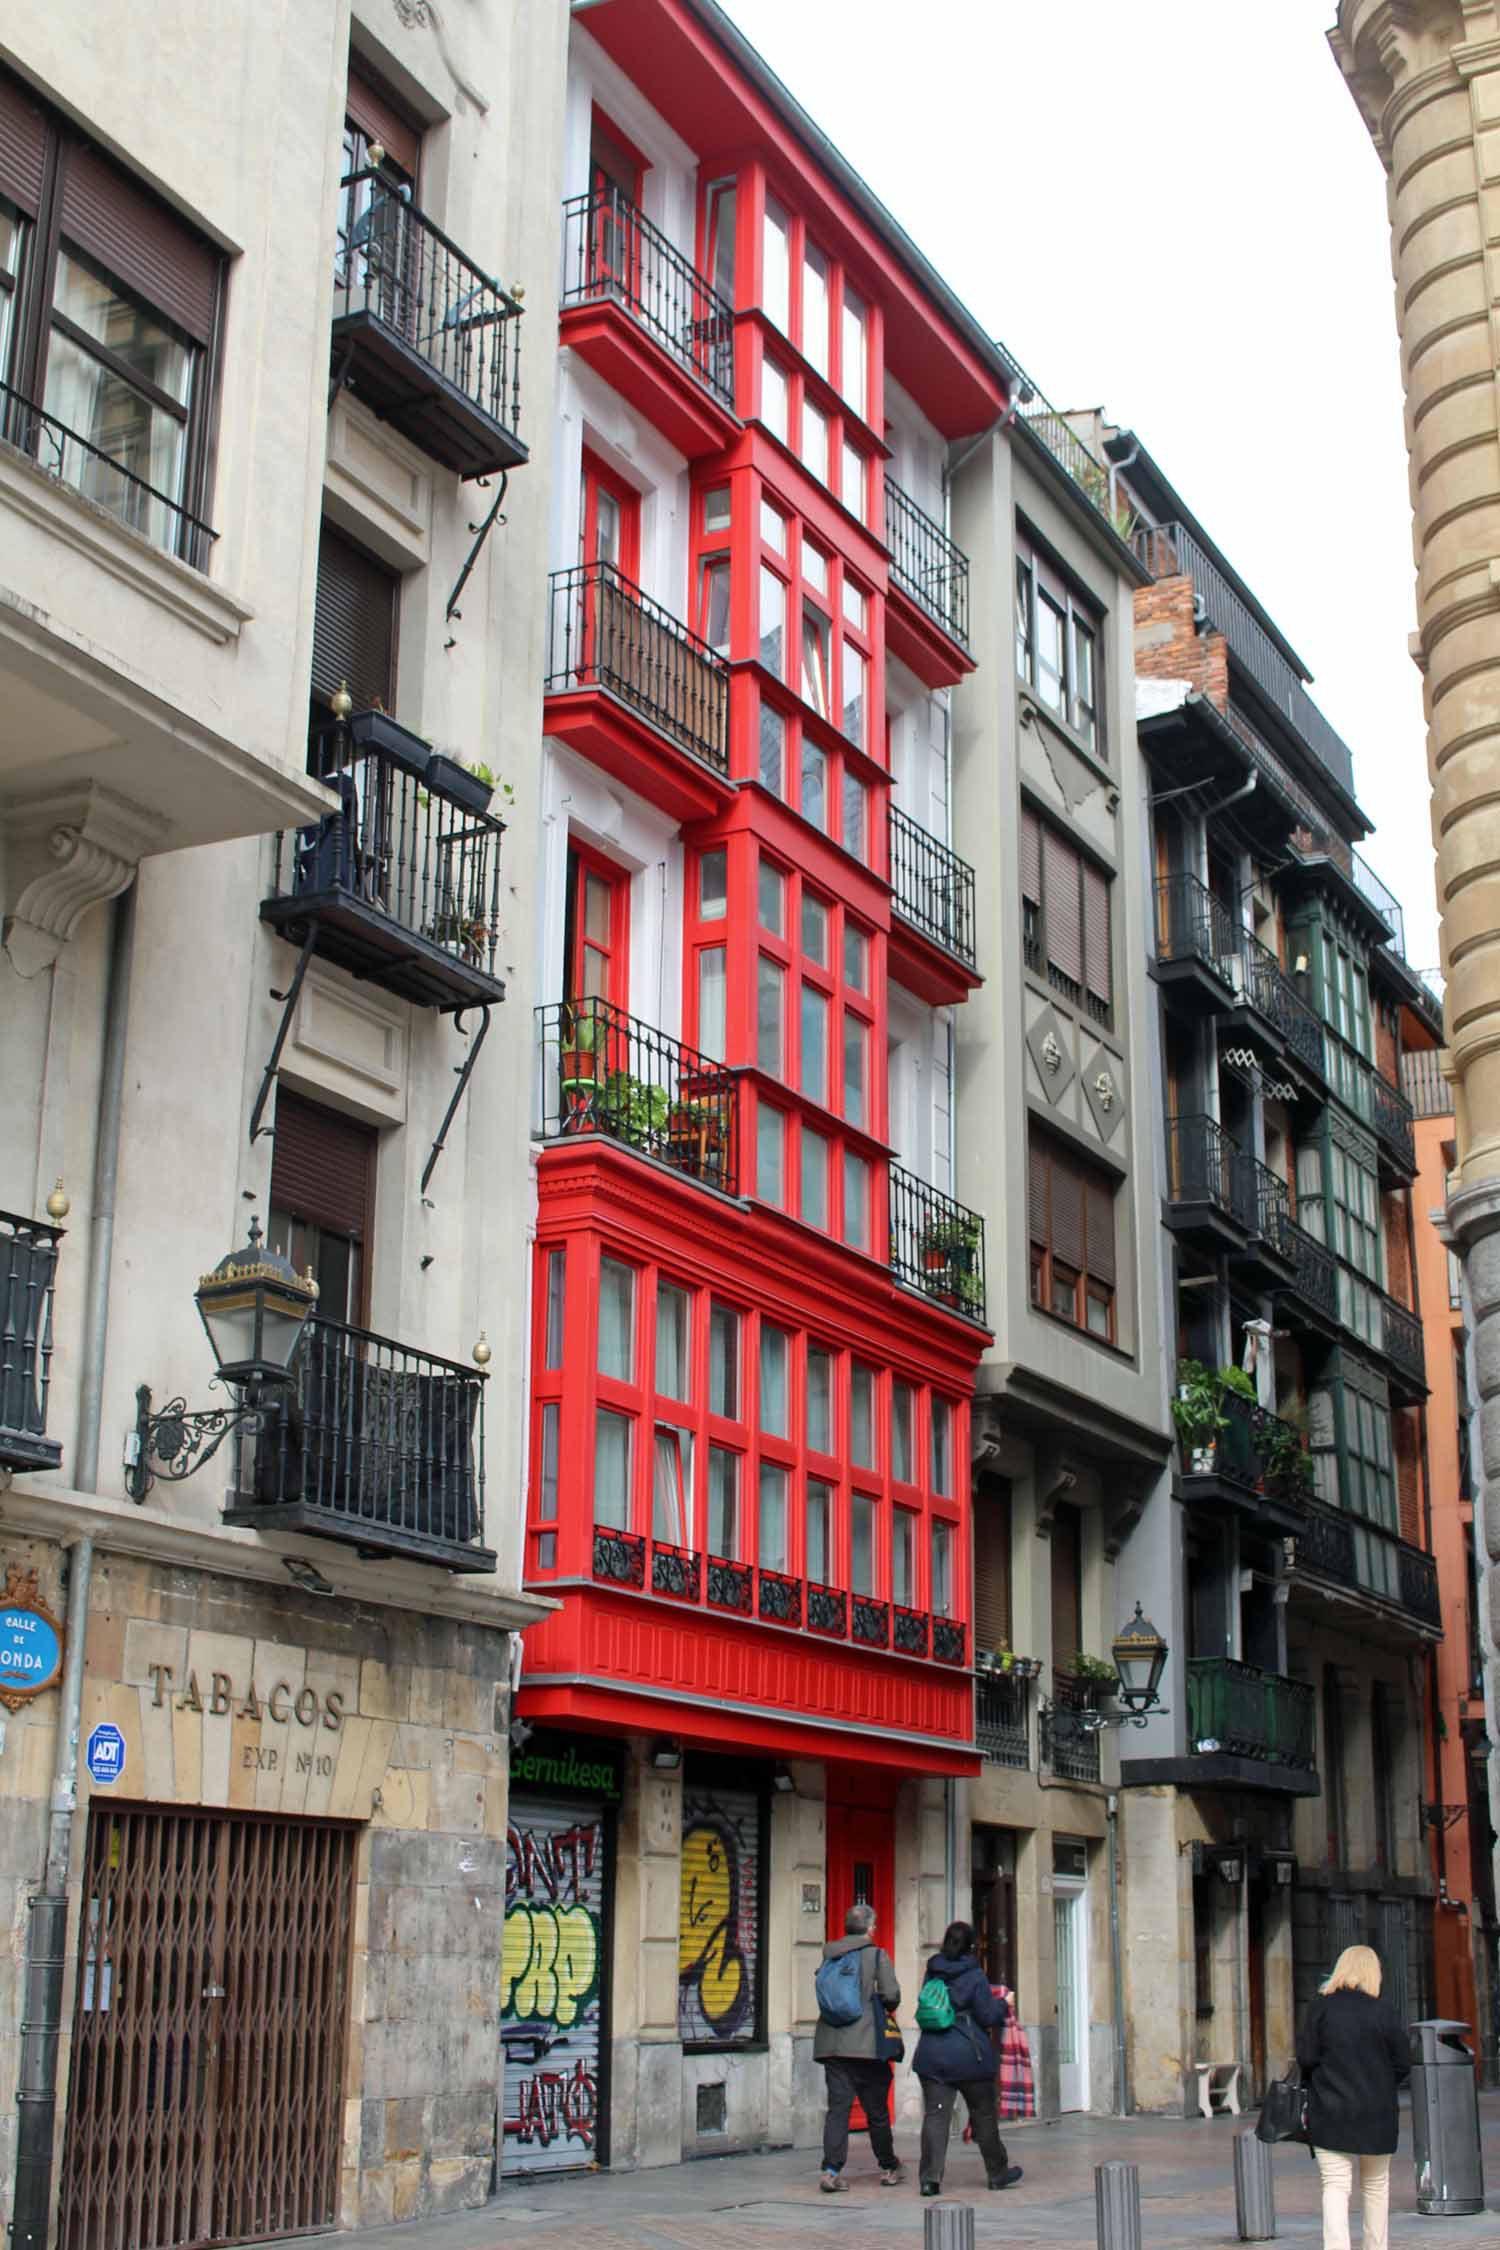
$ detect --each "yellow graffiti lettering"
[679,1822,747,2033]
[502,1902,598,2028]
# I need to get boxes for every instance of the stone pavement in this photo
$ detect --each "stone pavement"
[324,2097,1500,2249]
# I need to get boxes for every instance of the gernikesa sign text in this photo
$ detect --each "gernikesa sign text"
[146,1663,346,1730]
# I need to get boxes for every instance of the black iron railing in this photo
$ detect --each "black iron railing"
[229,1316,488,1566]
[0,1211,63,1473]
[544,561,729,773]
[1282,1219,1339,1324]
[1292,1502,1357,1586]
[1166,1114,1256,1228]
[1154,872,1239,973]
[267,714,504,980]
[1399,1543,1441,1627]
[1248,1156,1292,1255]
[758,1567,802,1625]
[1202,1391,1312,1511]
[893,1605,929,1657]
[852,1596,890,1648]
[535,996,737,1193]
[889,805,977,967]
[808,1583,848,1637]
[593,1526,646,1587]
[1186,1658,1316,1769]
[560,188,735,410]
[1371,1069,1416,1172]
[976,1669,1032,1769]
[933,1618,968,1666]
[652,1540,700,1600]
[0,378,217,571]
[334,169,523,442]
[1291,1503,1441,1628]
[707,1555,753,1613]
[1242,935,1326,1075]
[889,1164,987,1324]
[1044,1673,1101,1783]
[885,476,970,647]
[1381,1294,1427,1388]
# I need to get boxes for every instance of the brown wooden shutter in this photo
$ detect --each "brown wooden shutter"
[311,522,398,711]
[1028,1136,1048,1251]
[1050,1503,1082,1669]
[1085,1171,1116,1285]
[1043,827,1083,983]
[1083,862,1112,1003]
[270,1090,377,1240]
[346,59,422,181]
[0,69,46,216]
[1020,804,1041,902]
[973,1477,1013,1651]
[58,142,219,344]
[1050,1146,1086,1270]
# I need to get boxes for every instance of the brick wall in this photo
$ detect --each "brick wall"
[1384,1191,1414,1306]
[1133,575,1230,709]
[1395,1407,1423,1545]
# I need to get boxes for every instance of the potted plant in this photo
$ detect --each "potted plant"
[596,1070,669,1152]
[978,1646,1041,1680]
[425,751,495,816]
[559,1009,599,1129]
[921,1211,980,1273]
[1172,1359,1227,1473]
[1069,1650,1121,1703]
[1262,1415,1315,1503]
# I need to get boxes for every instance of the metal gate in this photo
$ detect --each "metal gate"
[59,1804,357,2250]
[1376,1896,1410,2024]
[502,1796,608,2173]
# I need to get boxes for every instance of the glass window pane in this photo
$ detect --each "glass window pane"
[656,1282,692,1401]
[44,327,190,550]
[762,355,788,441]
[851,1492,875,1595]
[757,1103,784,1205]
[1072,617,1096,746]
[54,250,194,402]
[807,1346,833,1454]
[598,1257,635,1382]
[842,577,867,631]
[844,922,868,992]
[757,954,785,1073]
[710,1302,740,1419]
[697,945,726,1062]
[843,1012,867,1127]
[851,1363,876,1469]
[652,1425,690,1544]
[760,1323,789,1435]
[841,441,864,521]
[842,642,866,750]
[758,854,785,934]
[759,701,785,796]
[544,1249,566,1369]
[594,1407,632,1527]
[802,402,828,487]
[802,540,829,597]
[701,557,731,656]
[538,1401,560,1521]
[706,178,736,301]
[759,1463,789,1572]
[709,1446,740,1558]
[763,195,790,330]
[801,985,829,1104]
[892,1509,915,1607]
[1037,591,1066,712]
[801,1126,829,1230]
[803,240,829,374]
[842,772,867,862]
[892,1382,914,1484]
[702,484,731,535]
[761,497,786,551]
[931,1397,952,1494]
[807,1479,832,1585]
[801,740,828,832]
[1015,554,1034,678]
[801,891,829,965]
[931,1519,952,1615]
[699,848,728,920]
[801,605,832,717]
[843,1151,868,1253]
[760,567,785,677]
[841,285,867,419]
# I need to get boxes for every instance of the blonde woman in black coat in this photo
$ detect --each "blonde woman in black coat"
[1295,1944,1410,2250]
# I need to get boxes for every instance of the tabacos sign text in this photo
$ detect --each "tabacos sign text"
[147,1664,346,1730]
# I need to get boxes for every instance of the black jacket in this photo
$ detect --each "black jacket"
[912,1952,1006,2085]
[1295,1989,1410,2155]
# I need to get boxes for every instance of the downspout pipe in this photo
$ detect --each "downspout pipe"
[74,879,136,1494]
[1107,1791,1130,2117]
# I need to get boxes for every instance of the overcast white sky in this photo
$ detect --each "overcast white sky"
[716,0,1439,969]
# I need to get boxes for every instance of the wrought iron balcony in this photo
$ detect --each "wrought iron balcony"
[885,477,970,649]
[560,188,735,411]
[1381,1293,1427,1391]
[889,1165,987,1324]
[1291,1501,1442,1632]
[1292,1502,1356,1586]
[0,1211,63,1474]
[544,562,729,777]
[1246,1156,1293,1260]
[224,1316,493,1572]
[1281,1218,1340,1328]
[0,379,217,571]
[889,805,977,968]
[1371,1068,1416,1174]
[332,169,525,477]
[263,713,505,1011]
[1042,1673,1101,1783]
[1186,1657,1316,1770]
[535,996,737,1194]
[976,1667,1032,1769]
[1241,934,1326,1076]
[1154,872,1238,977]
[1166,1114,1256,1234]
[1399,1542,1441,1628]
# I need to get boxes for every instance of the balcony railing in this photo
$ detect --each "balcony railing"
[1381,1294,1427,1388]
[1371,1069,1416,1172]
[0,378,216,571]
[544,562,729,775]
[225,1317,492,1572]
[1241,935,1326,1075]
[1042,1673,1101,1783]
[333,169,524,475]
[1282,1219,1340,1325]
[976,1669,1032,1769]
[264,713,505,1007]
[1190,1389,1312,1514]
[1352,850,1406,958]
[1166,1114,1255,1229]
[889,806,977,968]
[1402,1047,1451,1119]
[885,477,970,648]
[535,996,737,1194]
[1248,1156,1292,1257]
[0,1211,63,1474]
[1399,1543,1441,1628]
[1154,872,1238,973]
[1292,1501,1443,1630]
[1132,521,1356,796]
[889,1164,987,1324]
[1186,1657,1316,1770]
[560,188,735,411]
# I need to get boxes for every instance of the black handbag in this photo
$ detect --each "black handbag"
[1256,2062,1310,2145]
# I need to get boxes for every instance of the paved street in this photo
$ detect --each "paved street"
[324,2097,1500,2248]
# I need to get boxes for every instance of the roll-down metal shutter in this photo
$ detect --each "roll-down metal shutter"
[502,1798,609,2175]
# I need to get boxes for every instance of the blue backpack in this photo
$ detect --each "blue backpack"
[815,1948,866,2027]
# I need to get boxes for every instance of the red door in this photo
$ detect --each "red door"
[826,1791,896,2131]
[577,452,641,689]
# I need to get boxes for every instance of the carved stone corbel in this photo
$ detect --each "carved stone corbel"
[1103,1464,1157,1561]
[1034,1448,1079,1539]
[3,785,158,976]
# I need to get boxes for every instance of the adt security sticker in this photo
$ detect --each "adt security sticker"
[85,1722,126,1786]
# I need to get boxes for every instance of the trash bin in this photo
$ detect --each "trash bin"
[1410,2018,1484,2216]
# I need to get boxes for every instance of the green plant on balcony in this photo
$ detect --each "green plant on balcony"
[1172,1359,1229,1469]
[596,1069,669,1152]
[1261,1414,1315,1503]
[978,1646,1042,1680]
[920,1210,981,1272]
[664,1095,727,1176]
[1067,1650,1121,1702]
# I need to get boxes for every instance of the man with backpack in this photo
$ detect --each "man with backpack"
[912,1920,1024,2196]
[813,1902,904,2192]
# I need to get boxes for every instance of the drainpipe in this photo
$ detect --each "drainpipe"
[1106,1791,1130,2116]
[12,1531,94,2250]
[74,880,136,1493]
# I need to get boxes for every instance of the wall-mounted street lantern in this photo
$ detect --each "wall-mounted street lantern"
[125,1220,317,1500]
[1041,1604,1170,1742]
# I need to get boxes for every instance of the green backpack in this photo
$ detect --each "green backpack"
[915,1975,955,2032]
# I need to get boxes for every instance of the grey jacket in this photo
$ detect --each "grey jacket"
[813,1933,901,2061]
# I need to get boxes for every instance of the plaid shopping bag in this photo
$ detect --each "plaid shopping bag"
[994,1984,1035,2120]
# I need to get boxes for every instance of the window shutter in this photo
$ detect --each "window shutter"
[346,60,422,180]
[1028,1137,1048,1249]
[972,1478,1013,1651]
[311,522,398,711]
[1043,826,1083,983]
[58,142,219,345]
[270,1090,377,1241]
[1085,1172,1116,1284]
[1050,1503,1082,1668]
[0,70,46,216]
[1050,1147,1086,1270]
[1083,863,1112,1003]
[1020,804,1041,903]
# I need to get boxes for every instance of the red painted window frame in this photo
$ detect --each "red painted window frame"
[580,446,641,581]
[566,836,632,1012]
[588,103,647,301]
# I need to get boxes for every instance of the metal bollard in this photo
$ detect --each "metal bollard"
[1233,2127,1277,2239]
[1095,2160,1142,2250]
[923,2202,975,2250]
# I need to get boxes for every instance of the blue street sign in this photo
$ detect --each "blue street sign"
[0,1602,62,1700]
[85,1722,126,1786]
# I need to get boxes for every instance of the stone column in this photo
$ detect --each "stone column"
[1331,0,1500,1998]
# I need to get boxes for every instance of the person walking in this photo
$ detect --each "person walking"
[913,1920,1023,2197]
[1296,1943,1410,2250]
[813,1902,904,2192]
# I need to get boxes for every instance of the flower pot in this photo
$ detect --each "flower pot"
[923,1244,952,1273]
[1190,1445,1216,1474]
[424,752,494,815]
[559,1048,598,1085]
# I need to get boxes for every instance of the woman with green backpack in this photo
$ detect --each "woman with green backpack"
[912,1922,1024,2197]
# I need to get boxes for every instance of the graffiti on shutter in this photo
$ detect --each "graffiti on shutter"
[678,1786,760,2045]
[501,1799,606,2173]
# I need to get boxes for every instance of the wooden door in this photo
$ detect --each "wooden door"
[825,1800,894,2132]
